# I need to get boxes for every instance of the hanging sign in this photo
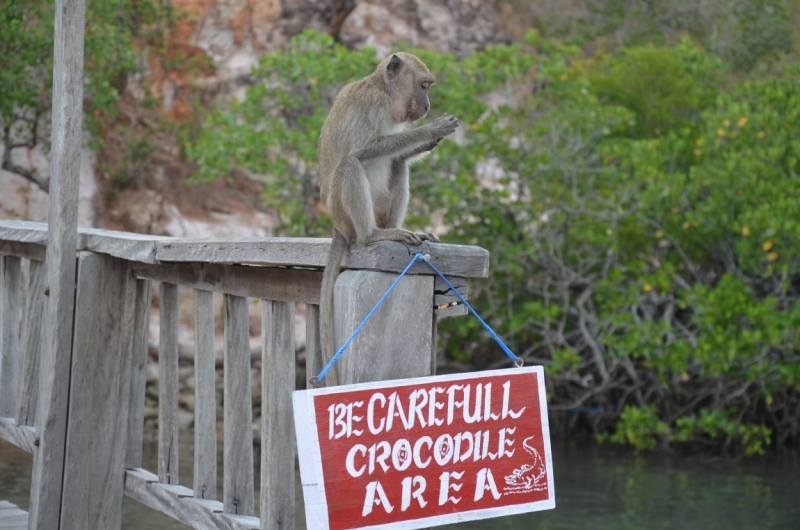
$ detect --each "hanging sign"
[293,366,555,530]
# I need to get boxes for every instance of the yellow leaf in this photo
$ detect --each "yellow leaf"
[471,123,480,131]
[716,128,727,137]
[766,395,773,406]
[655,230,664,239]
[694,149,703,156]
[723,119,730,127]
[762,240,774,251]
[738,117,748,128]
[741,226,750,236]
[559,73,569,81]
[680,371,689,381]
[643,283,652,292]
[309,78,318,85]
[767,252,779,262]
[682,221,691,229]
[695,138,704,146]
[757,131,766,138]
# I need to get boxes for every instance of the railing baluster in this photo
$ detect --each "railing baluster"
[126,279,152,469]
[193,288,217,500]
[261,300,296,529]
[223,294,255,515]
[305,304,321,390]
[159,282,180,484]
[0,256,21,418]
[17,259,45,426]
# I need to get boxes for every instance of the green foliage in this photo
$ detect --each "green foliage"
[187,30,800,456]
[0,0,172,163]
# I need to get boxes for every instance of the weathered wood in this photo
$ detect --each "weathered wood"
[0,221,48,246]
[60,252,134,528]
[159,282,180,485]
[77,228,168,264]
[260,300,296,530]
[0,256,21,418]
[0,417,36,453]
[0,221,490,278]
[133,262,322,304]
[125,279,152,469]
[334,270,434,385]
[435,302,468,318]
[223,294,255,516]
[0,241,46,262]
[28,1,85,526]
[157,239,490,278]
[305,304,322,389]
[0,500,28,529]
[124,469,260,530]
[193,288,217,500]
[16,259,45,426]
[431,311,439,376]
[433,275,468,305]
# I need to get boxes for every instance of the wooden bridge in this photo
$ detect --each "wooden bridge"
[0,221,488,529]
[0,1,490,528]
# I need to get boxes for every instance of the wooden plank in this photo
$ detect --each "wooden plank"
[193,288,217,500]
[0,221,48,245]
[77,228,170,264]
[0,241,46,262]
[60,252,133,528]
[125,279,152,469]
[0,256,21,418]
[260,300,296,530]
[305,304,322,389]
[0,417,36,453]
[133,262,322,304]
[0,500,28,529]
[223,294,255,515]
[156,239,490,278]
[334,271,434,385]
[16,259,45,426]
[433,275,468,305]
[159,282,180,485]
[124,468,260,530]
[28,0,85,526]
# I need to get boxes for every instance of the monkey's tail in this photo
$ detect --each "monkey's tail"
[319,230,348,386]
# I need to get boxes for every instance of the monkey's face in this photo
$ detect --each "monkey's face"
[386,53,436,123]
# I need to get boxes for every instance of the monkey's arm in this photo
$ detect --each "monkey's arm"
[401,137,442,162]
[352,115,458,162]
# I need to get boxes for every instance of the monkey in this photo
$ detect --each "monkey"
[316,52,459,385]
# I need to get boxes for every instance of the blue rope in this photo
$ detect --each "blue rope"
[314,252,522,384]
[418,255,522,367]
[314,253,426,383]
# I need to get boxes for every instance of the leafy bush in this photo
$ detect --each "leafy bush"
[187,30,800,456]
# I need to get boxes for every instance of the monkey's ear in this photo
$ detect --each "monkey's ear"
[387,54,403,75]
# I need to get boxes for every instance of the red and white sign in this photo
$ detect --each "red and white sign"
[292,367,555,530]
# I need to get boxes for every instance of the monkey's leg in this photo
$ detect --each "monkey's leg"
[385,160,440,243]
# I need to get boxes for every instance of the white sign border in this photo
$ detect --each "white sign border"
[292,366,555,530]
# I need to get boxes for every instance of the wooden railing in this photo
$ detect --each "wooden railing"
[0,219,488,529]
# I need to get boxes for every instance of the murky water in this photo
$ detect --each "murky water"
[1,438,798,529]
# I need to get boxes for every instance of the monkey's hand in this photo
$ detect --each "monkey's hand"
[428,114,459,138]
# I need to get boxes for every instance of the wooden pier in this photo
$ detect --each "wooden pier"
[0,221,488,529]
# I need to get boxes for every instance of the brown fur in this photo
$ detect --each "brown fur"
[316,52,458,385]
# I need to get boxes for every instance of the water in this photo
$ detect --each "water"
[1,439,798,529]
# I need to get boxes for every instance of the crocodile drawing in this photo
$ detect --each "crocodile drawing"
[503,436,546,493]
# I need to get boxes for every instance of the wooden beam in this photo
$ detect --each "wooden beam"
[0,240,46,261]
[132,262,322,304]
[0,417,36,453]
[0,256,21,418]
[124,469,260,530]
[157,238,489,278]
[260,300,296,530]
[158,282,180,485]
[223,294,255,516]
[29,1,85,527]
[193,289,217,501]
[16,259,45,427]
[125,279,151,469]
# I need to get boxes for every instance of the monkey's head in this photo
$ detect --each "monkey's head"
[382,52,436,123]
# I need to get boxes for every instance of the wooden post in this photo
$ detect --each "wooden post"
[29,0,85,527]
[125,279,152,469]
[261,300,296,530]
[17,259,45,426]
[223,294,255,516]
[0,256,21,418]
[60,252,137,528]
[305,304,322,389]
[193,288,217,500]
[333,271,434,385]
[159,282,180,485]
